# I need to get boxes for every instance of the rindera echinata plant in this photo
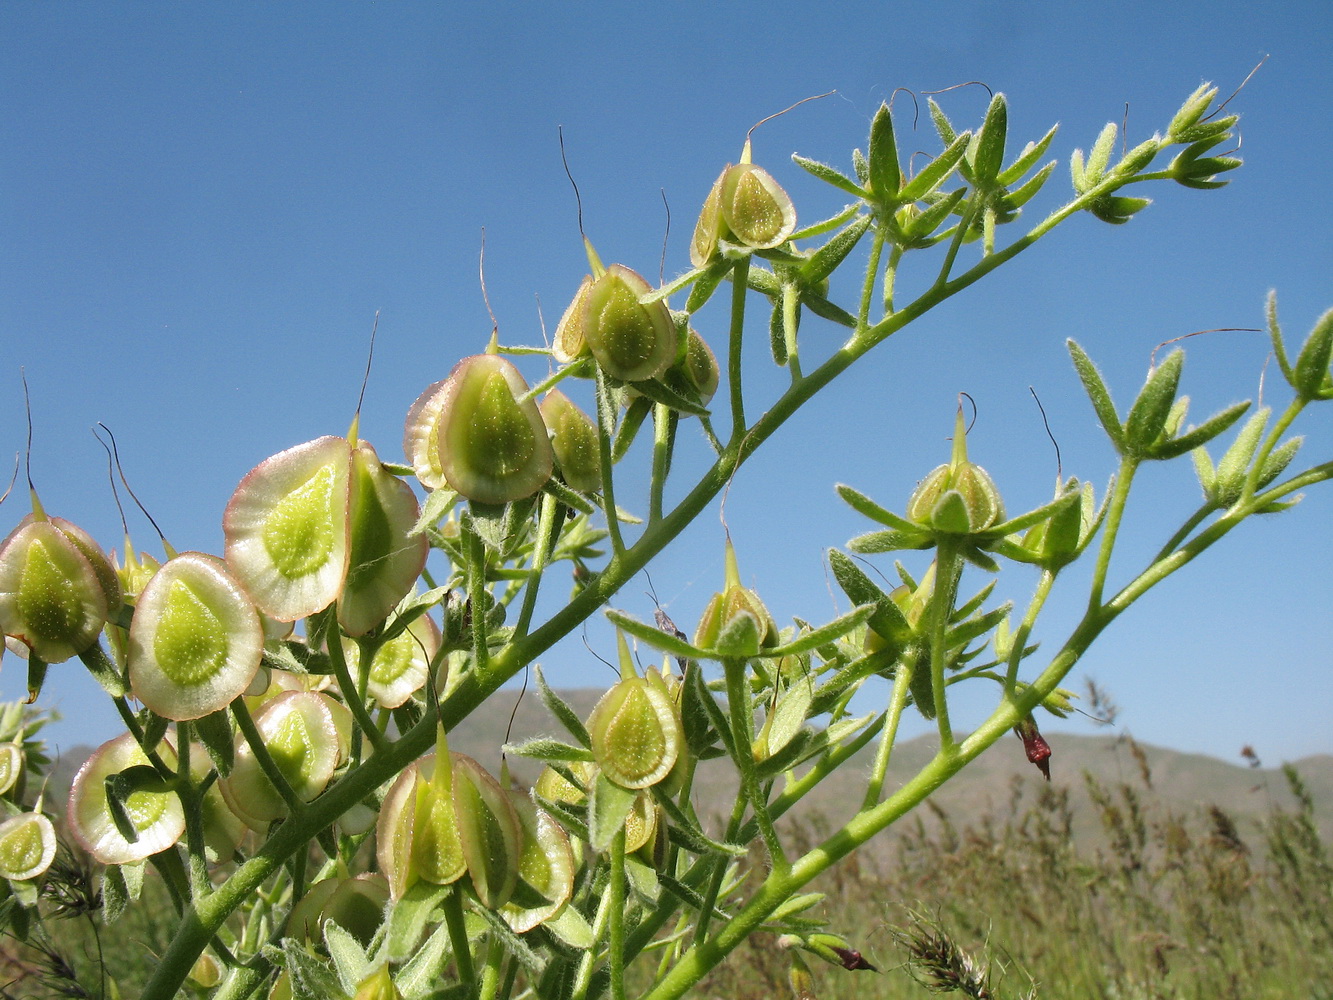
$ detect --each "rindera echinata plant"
[1,81,1330,1000]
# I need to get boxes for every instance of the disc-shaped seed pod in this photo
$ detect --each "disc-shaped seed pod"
[0,812,56,882]
[540,390,602,494]
[582,266,677,383]
[690,167,728,267]
[338,442,429,636]
[0,742,23,797]
[452,754,523,909]
[354,610,440,709]
[720,162,796,250]
[502,790,576,933]
[376,752,466,899]
[68,733,185,865]
[0,515,118,663]
[588,674,684,790]
[128,552,263,721]
[220,690,342,830]
[552,276,595,365]
[224,436,352,622]
[425,355,554,504]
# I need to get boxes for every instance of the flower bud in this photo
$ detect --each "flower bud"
[406,355,553,504]
[0,513,119,663]
[540,390,602,494]
[0,811,56,882]
[692,538,778,655]
[127,552,263,721]
[587,632,684,790]
[905,408,1004,535]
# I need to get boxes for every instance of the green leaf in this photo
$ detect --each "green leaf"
[545,905,596,949]
[835,484,919,532]
[397,918,455,997]
[800,214,873,285]
[791,154,868,198]
[867,103,902,202]
[1293,307,1333,400]
[282,937,348,1000]
[1067,340,1125,451]
[847,529,932,554]
[1150,400,1250,460]
[503,738,595,764]
[900,134,971,202]
[1124,349,1184,455]
[605,609,710,662]
[928,98,957,145]
[766,605,874,657]
[588,772,636,852]
[972,93,1009,184]
[386,881,451,963]
[535,664,592,749]
[324,920,372,995]
[998,124,1059,185]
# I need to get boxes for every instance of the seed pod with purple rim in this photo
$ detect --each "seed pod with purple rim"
[0,513,120,664]
[0,811,57,882]
[405,355,553,504]
[377,750,466,899]
[68,733,184,865]
[127,552,263,721]
[587,631,684,790]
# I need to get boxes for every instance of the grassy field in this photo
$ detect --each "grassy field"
[8,729,1330,998]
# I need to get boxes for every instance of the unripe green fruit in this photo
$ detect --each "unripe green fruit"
[581,265,677,383]
[691,155,796,265]
[540,389,602,494]
[0,811,56,882]
[410,355,554,504]
[588,674,684,790]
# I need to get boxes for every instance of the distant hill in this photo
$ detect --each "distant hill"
[44,689,1332,857]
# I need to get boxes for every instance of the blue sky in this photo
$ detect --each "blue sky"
[2,2,1330,767]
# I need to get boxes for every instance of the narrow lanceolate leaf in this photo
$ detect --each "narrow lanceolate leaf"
[0,518,110,663]
[1067,340,1125,451]
[867,103,902,203]
[339,443,430,636]
[128,553,263,721]
[224,436,352,622]
[1124,349,1184,455]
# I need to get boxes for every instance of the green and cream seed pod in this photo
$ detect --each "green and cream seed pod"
[623,789,658,854]
[905,407,1005,535]
[540,389,602,494]
[0,512,120,664]
[502,788,575,933]
[0,811,57,882]
[220,690,344,830]
[552,275,595,366]
[343,609,441,709]
[67,732,185,865]
[0,742,23,797]
[581,265,677,383]
[376,750,466,899]
[224,435,427,634]
[404,355,554,504]
[127,552,263,721]
[690,142,796,265]
[692,537,779,654]
[453,753,523,909]
[587,631,684,790]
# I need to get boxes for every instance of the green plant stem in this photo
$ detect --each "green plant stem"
[1088,457,1139,610]
[883,243,903,313]
[650,402,673,524]
[858,225,887,332]
[141,145,1189,1000]
[1004,568,1056,693]
[465,522,492,671]
[929,543,962,748]
[443,886,476,990]
[572,876,617,1000]
[782,282,803,380]
[478,932,504,1000]
[229,697,303,816]
[862,651,915,809]
[691,794,747,945]
[1150,504,1214,564]
[594,366,627,557]
[326,624,388,758]
[727,256,750,441]
[514,491,561,639]
[609,828,627,1000]
[723,657,787,873]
